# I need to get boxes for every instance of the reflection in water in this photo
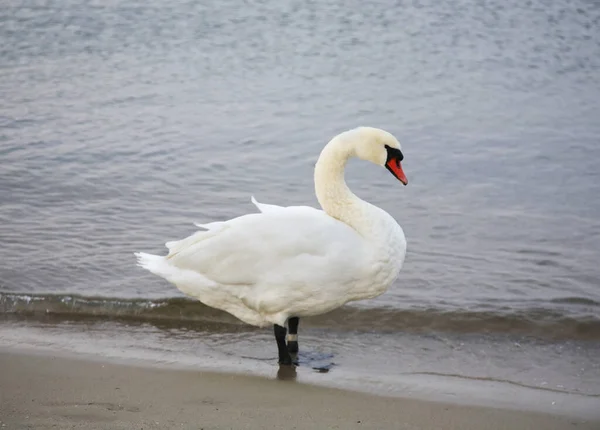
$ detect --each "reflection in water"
[277,364,297,381]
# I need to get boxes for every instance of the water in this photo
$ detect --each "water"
[1,0,600,415]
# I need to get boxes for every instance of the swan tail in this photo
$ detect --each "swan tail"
[134,252,176,281]
[135,251,205,290]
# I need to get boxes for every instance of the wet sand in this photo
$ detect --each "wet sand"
[0,350,596,430]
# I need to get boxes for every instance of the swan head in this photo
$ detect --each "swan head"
[350,127,408,186]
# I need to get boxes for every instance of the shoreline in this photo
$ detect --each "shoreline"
[2,316,599,419]
[1,348,598,430]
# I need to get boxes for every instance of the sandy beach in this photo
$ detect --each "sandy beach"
[0,350,596,430]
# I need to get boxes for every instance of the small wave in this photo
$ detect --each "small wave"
[550,297,600,306]
[1,292,599,340]
[0,293,241,325]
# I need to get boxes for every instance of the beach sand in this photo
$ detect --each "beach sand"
[0,350,595,430]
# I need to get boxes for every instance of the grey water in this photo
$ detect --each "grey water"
[1,0,600,413]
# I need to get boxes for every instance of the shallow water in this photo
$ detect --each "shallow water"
[1,0,600,412]
[1,316,599,418]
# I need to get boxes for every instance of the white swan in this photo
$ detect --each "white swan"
[135,127,408,365]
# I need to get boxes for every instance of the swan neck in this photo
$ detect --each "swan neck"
[314,135,367,230]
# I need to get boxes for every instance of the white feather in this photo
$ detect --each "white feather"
[251,195,284,213]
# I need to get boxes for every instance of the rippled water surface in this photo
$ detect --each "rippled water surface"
[2,0,599,318]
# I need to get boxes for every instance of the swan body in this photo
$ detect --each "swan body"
[135,126,408,335]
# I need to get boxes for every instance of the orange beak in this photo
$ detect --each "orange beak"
[386,158,408,185]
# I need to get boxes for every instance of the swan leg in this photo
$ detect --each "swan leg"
[274,324,293,365]
[287,317,299,353]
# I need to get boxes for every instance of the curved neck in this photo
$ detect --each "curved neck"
[314,133,373,235]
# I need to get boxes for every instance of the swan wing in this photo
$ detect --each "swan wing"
[250,195,285,213]
[167,203,365,289]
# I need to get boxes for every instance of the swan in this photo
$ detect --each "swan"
[135,127,408,365]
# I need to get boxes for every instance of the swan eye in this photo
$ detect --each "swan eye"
[384,145,404,162]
